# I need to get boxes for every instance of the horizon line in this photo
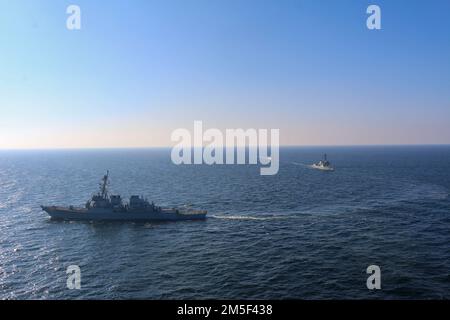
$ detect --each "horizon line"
[1,143,450,151]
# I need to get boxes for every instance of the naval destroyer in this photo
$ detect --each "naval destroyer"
[41,171,207,221]
[311,154,334,171]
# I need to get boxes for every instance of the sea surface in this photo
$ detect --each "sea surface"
[0,146,449,299]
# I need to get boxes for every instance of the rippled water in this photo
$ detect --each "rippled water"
[0,146,449,299]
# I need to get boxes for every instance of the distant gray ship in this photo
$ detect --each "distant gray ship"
[41,171,207,221]
[311,154,334,171]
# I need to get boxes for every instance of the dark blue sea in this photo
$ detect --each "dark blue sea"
[0,146,449,299]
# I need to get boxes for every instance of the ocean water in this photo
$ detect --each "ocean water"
[0,146,449,299]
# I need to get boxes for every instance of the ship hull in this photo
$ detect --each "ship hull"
[311,164,334,171]
[42,206,207,221]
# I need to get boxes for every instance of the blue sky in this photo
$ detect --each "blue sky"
[1,0,449,148]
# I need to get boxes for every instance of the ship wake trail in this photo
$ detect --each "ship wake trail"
[210,214,289,221]
[292,162,309,167]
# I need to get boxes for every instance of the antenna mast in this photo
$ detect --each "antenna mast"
[100,170,109,199]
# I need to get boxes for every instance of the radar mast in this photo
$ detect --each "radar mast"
[99,170,109,199]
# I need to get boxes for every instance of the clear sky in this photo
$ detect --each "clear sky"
[1,0,450,148]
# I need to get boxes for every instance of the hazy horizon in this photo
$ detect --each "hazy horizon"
[1,0,450,149]
[1,143,450,151]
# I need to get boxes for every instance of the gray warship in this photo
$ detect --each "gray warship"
[311,154,334,171]
[41,171,207,221]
